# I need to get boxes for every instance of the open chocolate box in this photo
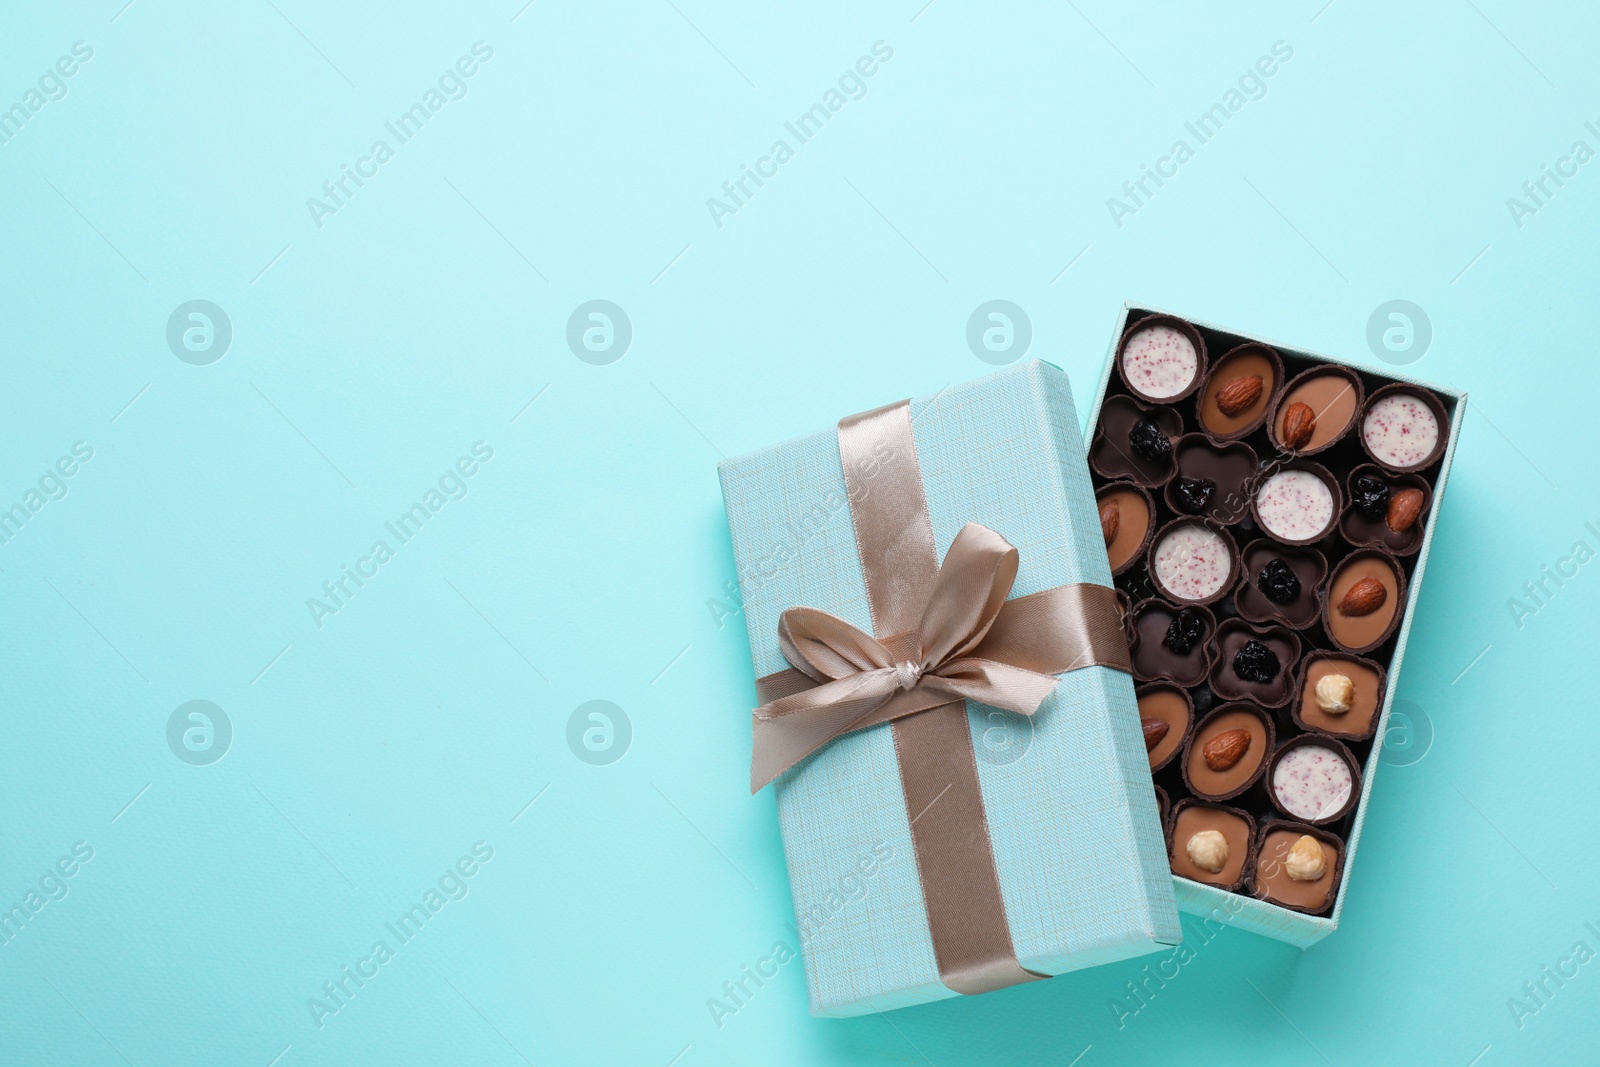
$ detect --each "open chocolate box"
[1085,303,1465,946]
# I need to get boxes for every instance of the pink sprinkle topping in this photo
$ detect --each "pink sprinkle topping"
[1121,325,1198,399]
[1153,524,1231,600]
[1362,394,1439,468]
[1256,470,1334,541]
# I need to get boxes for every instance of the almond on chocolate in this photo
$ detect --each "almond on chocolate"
[1281,402,1316,450]
[1202,728,1251,772]
[1338,577,1387,617]
[1142,718,1170,752]
[1215,375,1264,417]
[1386,488,1424,533]
[1100,499,1120,545]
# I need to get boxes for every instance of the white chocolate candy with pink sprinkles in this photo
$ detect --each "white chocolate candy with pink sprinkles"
[1152,524,1231,601]
[1121,325,1198,399]
[1255,470,1334,541]
[1272,745,1353,821]
[1362,394,1439,469]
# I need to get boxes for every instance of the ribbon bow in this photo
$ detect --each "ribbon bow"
[750,523,1064,790]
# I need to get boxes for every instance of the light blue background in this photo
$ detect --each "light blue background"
[0,1,1592,1063]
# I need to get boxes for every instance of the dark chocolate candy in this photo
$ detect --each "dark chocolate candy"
[1208,618,1301,708]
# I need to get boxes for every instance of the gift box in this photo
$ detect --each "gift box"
[1085,303,1465,947]
[719,361,1181,1017]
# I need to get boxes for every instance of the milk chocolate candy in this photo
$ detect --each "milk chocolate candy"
[1197,343,1282,443]
[1249,821,1345,914]
[1268,366,1364,455]
[1097,480,1156,576]
[1182,703,1275,802]
[1322,548,1405,655]
[1137,682,1192,772]
[1292,652,1387,742]
[1168,799,1256,891]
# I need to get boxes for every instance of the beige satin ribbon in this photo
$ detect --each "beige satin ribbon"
[749,398,1129,997]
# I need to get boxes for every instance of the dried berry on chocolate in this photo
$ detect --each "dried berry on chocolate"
[1232,639,1280,683]
[1172,477,1215,514]
[1129,418,1171,463]
[1163,608,1206,655]
[1257,558,1300,604]
[1351,475,1390,522]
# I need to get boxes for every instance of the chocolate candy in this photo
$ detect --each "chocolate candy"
[1147,519,1238,605]
[1096,481,1156,576]
[1116,315,1207,403]
[1323,550,1405,655]
[1360,384,1448,473]
[1269,366,1364,454]
[1164,435,1259,524]
[1197,343,1281,442]
[1183,703,1274,801]
[1210,619,1300,708]
[1129,599,1216,688]
[1234,540,1325,630]
[1267,736,1361,825]
[1168,800,1255,891]
[1249,822,1345,914]
[1138,683,1192,772]
[1292,652,1387,742]
[1251,461,1341,544]
[1091,396,1181,487]
[1341,465,1432,557]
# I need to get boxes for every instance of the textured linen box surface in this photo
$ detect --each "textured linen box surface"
[719,360,1181,1017]
[1086,304,1466,948]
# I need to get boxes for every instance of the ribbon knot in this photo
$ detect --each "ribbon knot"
[892,660,924,692]
[750,522,1068,791]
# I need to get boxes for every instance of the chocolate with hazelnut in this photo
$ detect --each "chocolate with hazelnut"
[1250,822,1345,914]
[1169,800,1255,891]
[1293,652,1386,741]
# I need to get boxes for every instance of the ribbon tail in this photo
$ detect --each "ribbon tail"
[750,670,900,791]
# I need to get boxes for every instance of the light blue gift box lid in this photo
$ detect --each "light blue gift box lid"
[718,360,1181,1017]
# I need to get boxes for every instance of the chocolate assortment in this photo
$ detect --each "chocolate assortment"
[1093,311,1455,918]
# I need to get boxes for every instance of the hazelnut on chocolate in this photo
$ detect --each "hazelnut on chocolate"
[1187,830,1229,874]
[1315,673,1355,715]
[1285,835,1326,882]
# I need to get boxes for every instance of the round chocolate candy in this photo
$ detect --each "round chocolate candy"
[1250,461,1341,545]
[1358,383,1449,473]
[1266,735,1361,826]
[1182,702,1275,802]
[1146,519,1238,606]
[1115,314,1208,404]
